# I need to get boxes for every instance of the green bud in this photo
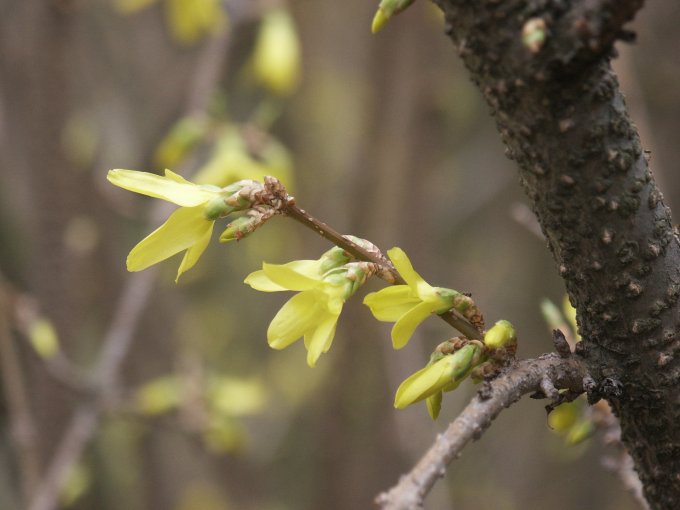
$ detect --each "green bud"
[449,343,479,381]
[483,320,517,349]
[203,197,231,220]
[319,246,351,273]
[322,263,370,300]
[219,216,259,242]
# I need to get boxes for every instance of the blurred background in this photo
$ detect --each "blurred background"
[0,0,678,509]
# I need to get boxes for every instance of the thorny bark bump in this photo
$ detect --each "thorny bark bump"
[433,0,679,507]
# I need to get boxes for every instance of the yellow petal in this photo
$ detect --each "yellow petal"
[304,314,338,367]
[363,285,419,321]
[245,260,323,292]
[267,291,319,349]
[371,8,389,33]
[175,220,214,282]
[245,269,286,292]
[127,206,211,271]
[387,247,436,299]
[394,357,451,408]
[262,262,320,291]
[252,8,301,96]
[426,391,442,420]
[391,301,433,349]
[107,169,217,206]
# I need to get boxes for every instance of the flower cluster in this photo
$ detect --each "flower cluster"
[245,246,376,367]
[108,169,519,421]
[107,169,278,281]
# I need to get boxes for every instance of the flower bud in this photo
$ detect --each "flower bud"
[319,246,351,273]
[203,197,231,220]
[219,216,259,242]
[483,320,517,349]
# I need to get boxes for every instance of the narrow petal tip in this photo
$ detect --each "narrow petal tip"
[371,9,389,33]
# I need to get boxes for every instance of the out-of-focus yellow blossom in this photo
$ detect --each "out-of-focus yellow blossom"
[114,0,227,45]
[364,247,474,349]
[394,342,482,418]
[252,8,301,96]
[194,126,293,189]
[245,251,372,367]
[107,169,248,281]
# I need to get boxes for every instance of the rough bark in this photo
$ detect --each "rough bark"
[432,1,679,508]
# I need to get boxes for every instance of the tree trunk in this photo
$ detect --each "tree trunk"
[433,1,679,508]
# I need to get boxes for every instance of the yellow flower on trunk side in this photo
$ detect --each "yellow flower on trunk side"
[107,169,247,281]
[245,252,371,367]
[364,247,474,349]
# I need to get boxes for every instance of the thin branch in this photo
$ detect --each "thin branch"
[375,353,588,510]
[0,282,41,506]
[283,200,483,340]
[27,3,259,506]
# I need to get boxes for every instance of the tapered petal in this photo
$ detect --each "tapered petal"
[363,286,419,321]
[262,262,320,291]
[391,301,433,349]
[394,357,450,408]
[175,220,214,282]
[426,391,442,420]
[127,206,212,271]
[245,260,323,292]
[387,247,438,300]
[108,169,217,206]
[304,314,338,367]
[244,270,286,292]
[267,291,319,349]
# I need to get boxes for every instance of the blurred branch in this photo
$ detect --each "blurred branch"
[0,280,41,506]
[375,352,589,510]
[598,407,650,510]
[27,3,261,507]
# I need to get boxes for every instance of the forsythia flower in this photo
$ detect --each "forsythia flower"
[245,249,371,367]
[107,169,246,281]
[363,247,473,349]
[394,342,482,419]
[252,8,301,96]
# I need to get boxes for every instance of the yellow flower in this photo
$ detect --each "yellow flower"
[245,251,371,367]
[252,8,301,96]
[364,247,472,349]
[113,0,227,45]
[394,343,482,418]
[107,169,243,281]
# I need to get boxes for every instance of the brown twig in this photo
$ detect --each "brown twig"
[0,282,41,506]
[282,201,483,340]
[375,353,588,510]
